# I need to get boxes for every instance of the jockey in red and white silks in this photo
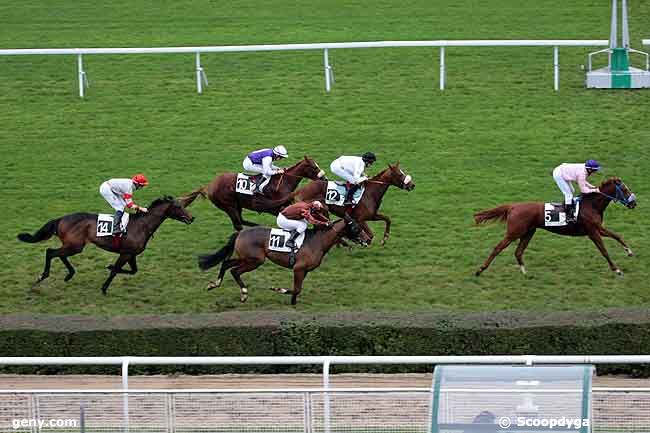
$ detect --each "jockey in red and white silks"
[99,174,148,233]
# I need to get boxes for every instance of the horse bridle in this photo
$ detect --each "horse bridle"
[366,169,412,189]
[599,182,636,206]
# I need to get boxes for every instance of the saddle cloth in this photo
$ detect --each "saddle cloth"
[544,202,580,227]
[236,173,263,195]
[268,228,306,253]
[325,181,364,206]
[97,213,130,237]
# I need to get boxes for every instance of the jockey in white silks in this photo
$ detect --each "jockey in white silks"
[552,159,600,223]
[330,152,376,204]
[242,145,288,194]
[99,174,149,234]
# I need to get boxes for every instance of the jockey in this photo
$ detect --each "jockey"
[242,145,289,194]
[99,174,149,234]
[552,160,601,223]
[277,200,330,249]
[330,152,376,205]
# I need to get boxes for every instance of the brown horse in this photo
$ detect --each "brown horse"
[292,163,415,245]
[189,156,326,230]
[198,215,370,305]
[474,177,636,276]
[18,196,194,294]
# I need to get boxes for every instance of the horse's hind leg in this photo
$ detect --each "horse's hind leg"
[207,259,238,290]
[475,236,515,276]
[514,229,536,275]
[230,259,263,302]
[31,248,59,290]
[60,246,84,282]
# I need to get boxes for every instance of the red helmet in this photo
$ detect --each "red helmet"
[132,174,149,186]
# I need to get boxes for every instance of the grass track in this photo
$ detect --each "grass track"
[1,0,649,314]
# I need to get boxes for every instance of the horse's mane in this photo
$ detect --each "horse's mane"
[131,196,176,218]
[286,156,314,171]
[599,176,621,188]
[371,164,398,181]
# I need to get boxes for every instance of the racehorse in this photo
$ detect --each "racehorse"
[292,163,415,245]
[474,177,636,276]
[198,215,371,305]
[18,196,194,294]
[186,156,326,230]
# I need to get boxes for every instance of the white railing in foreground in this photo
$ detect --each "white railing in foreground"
[1,388,649,433]
[1,356,649,433]
[0,39,609,96]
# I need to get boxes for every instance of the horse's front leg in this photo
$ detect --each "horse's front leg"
[107,256,138,274]
[588,231,623,276]
[358,221,375,243]
[372,213,392,246]
[290,269,307,306]
[101,254,130,295]
[599,226,634,257]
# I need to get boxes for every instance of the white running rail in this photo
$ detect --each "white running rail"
[0,40,609,96]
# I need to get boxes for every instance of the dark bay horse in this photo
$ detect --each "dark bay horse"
[18,196,194,294]
[198,215,370,305]
[293,163,415,245]
[474,177,636,276]
[187,156,326,230]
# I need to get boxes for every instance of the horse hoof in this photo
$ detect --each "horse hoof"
[271,287,288,294]
[64,273,74,282]
[106,265,113,270]
[240,287,248,303]
[615,269,624,277]
[207,279,221,291]
[519,265,527,275]
[625,248,635,257]
[101,287,108,296]
[475,270,482,277]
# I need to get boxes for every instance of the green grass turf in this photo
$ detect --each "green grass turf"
[1,0,649,314]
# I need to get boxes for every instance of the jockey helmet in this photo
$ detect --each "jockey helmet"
[585,159,601,171]
[132,174,149,186]
[273,145,288,158]
[362,152,376,164]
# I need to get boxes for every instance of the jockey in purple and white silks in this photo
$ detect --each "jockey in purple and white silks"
[242,145,288,194]
[330,152,376,204]
[552,160,600,223]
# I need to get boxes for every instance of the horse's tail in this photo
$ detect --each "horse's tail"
[251,191,298,212]
[179,185,208,207]
[18,218,60,243]
[474,205,513,225]
[198,232,238,271]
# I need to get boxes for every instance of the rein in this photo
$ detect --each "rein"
[598,183,636,206]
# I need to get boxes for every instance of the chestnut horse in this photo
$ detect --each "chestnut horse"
[292,163,415,245]
[474,177,636,276]
[18,196,194,294]
[198,215,370,305]
[186,156,326,230]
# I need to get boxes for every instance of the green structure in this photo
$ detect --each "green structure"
[586,0,650,88]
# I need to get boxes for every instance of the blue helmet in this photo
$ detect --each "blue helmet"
[585,159,601,171]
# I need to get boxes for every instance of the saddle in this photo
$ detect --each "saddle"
[236,173,265,195]
[544,201,580,227]
[325,181,364,207]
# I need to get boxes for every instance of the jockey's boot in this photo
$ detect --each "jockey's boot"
[285,230,300,250]
[344,184,359,205]
[113,210,124,234]
[565,203,576,224]
[253,176,263,194]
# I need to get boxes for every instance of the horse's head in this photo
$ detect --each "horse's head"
[151,196,195,224]
[342,214,372,247]
[291,156,327,181]
[599,177,637,209]
[376,163,415,191]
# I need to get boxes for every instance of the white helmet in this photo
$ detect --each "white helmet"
[273,145,288,158]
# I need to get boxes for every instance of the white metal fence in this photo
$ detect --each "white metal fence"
[0,388,649,433]
[0,40,611,97]
[1,356,650,433]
